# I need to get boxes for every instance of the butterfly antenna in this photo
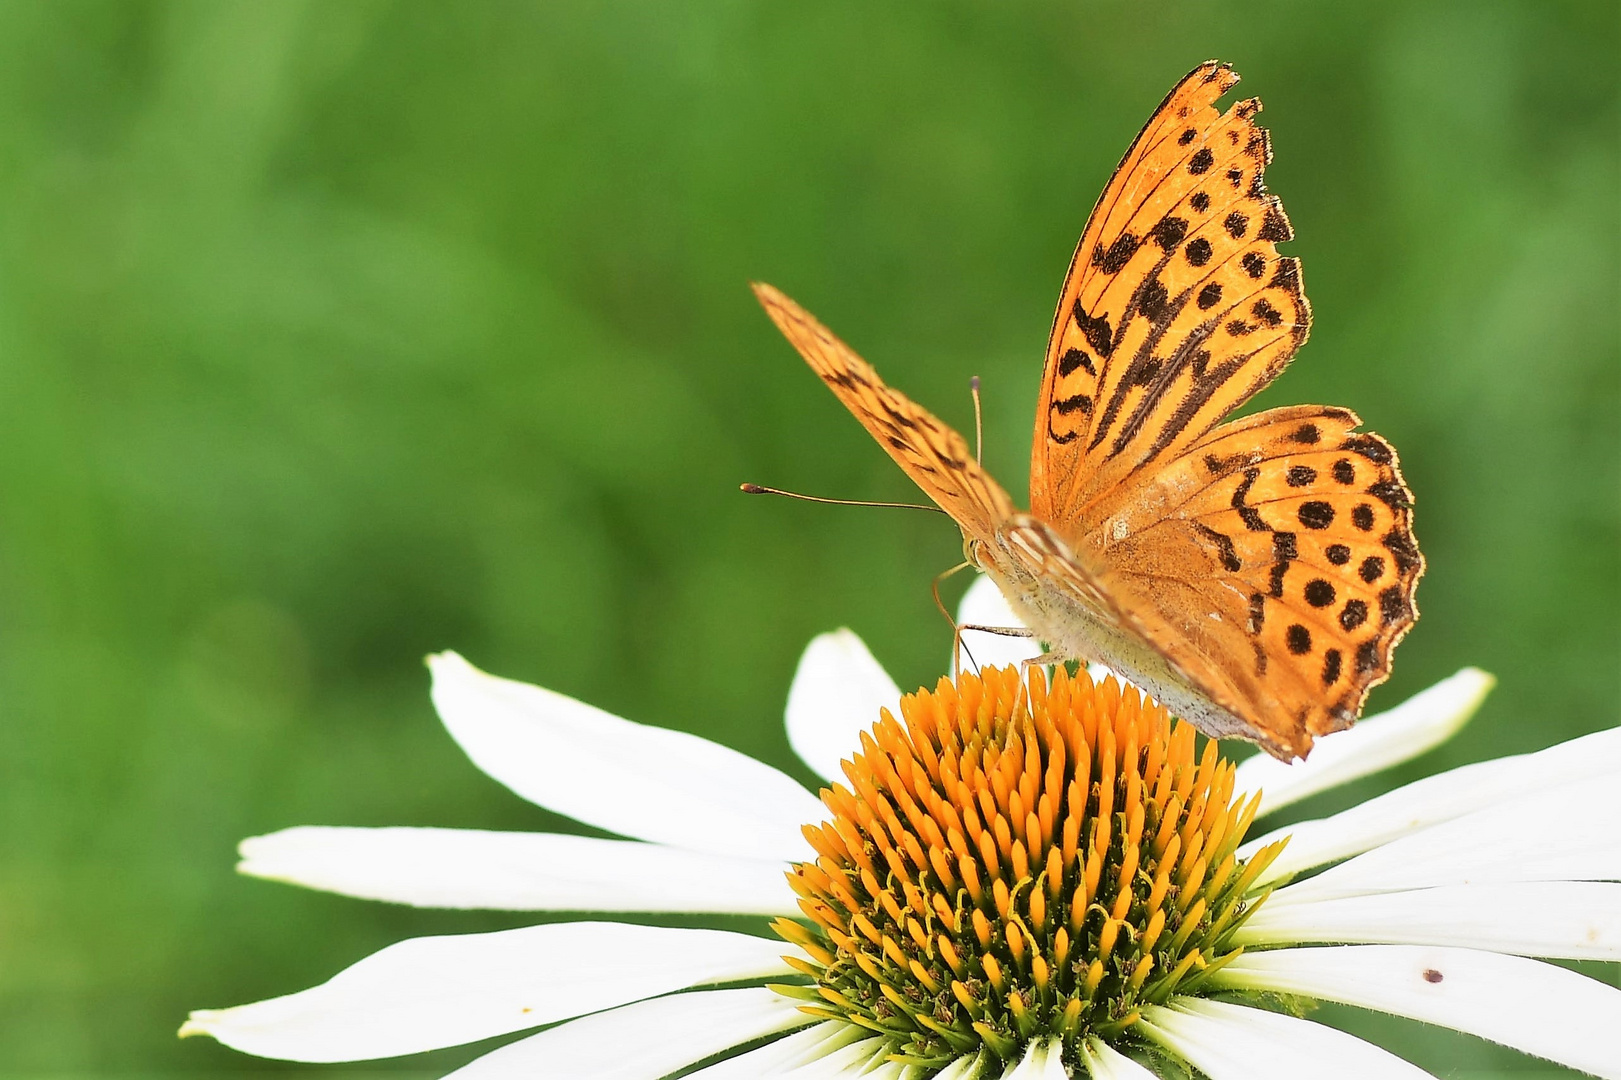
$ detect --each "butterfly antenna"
[970,376,984,465]
[739,483,947,514]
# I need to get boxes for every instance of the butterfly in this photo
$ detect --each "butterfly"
[754,61,1422,761]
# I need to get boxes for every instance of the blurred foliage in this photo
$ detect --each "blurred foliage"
[0,0,1614,1074]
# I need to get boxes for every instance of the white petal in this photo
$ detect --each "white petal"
[1003,1038,1067,1080]
[179,921,795,1062]
[777,1035,891,1078]
[1236,880,1621,959]
[683,1021,866,1078]
[238,826,798,915]
[1139,998,1435,1080]
[786,630,901,784]
[429,652,822,862]
[956,575,1041,671]
[1080,1038,1160,1080]
[1236,668,1493,817]
[932,1052,991,1080]
[1242,725,1621,884]
[1267,771,1621,902]
[443,987,810,1079]
[1213,945,1621,1080]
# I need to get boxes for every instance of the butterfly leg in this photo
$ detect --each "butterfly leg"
[953,623,1037,677]
[958,624,1036,639]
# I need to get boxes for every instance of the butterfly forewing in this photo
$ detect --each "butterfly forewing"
[1032,61,1310,526]
[753,282,1016,546]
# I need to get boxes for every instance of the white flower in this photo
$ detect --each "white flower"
[182,578,1621,1079]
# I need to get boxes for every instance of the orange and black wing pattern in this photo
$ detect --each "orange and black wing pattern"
[753,283,1016,547]
[1031,61,1310,529]
[1090,406,1423,756]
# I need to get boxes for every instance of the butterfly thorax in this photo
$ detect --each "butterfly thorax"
[975,516,1270,751]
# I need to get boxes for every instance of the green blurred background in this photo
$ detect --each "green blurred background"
[0,0,1614,1075]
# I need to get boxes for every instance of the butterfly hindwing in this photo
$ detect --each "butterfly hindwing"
[1032,61,1310,527]
[753,283,1016,547]
[1070,406,1422,752]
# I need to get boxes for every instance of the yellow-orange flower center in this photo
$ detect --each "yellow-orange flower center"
[772,665,1286,1072]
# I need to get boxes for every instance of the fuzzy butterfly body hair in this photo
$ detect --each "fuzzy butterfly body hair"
[754,61,1422,761]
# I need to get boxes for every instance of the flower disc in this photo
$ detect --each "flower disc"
[773,666,1286,1071]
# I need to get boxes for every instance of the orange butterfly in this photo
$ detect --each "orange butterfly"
[754,61,1422,761]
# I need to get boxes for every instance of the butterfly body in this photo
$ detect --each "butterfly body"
[756,62,1422,760]
[974,518,1259,743]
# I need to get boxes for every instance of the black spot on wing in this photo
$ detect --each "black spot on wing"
[1251,298,1283,327]
[1185,237,1213,267]
[1304,579,1336,607]
[877,404,915,432]
[1224,212,1249,238]
[1383,530,1422,573]
[1286,624,1312,654]
[1139,280,1170,323]
[1332,459,1356,484]
[1197,283,1223,310]
[1096,233,1141,275]
[1072,301,1115,357]
[1326,544,1351,565]
[1368,480,1411,509]
[1257,206,1293,242]
[1298,501,1335,529]
[1271,256,1301,292]
[1054,394,1092,416]
[1248,592,1265,633]
[1178,128,1197,146]
[1194,523,1241,572]
[1152,216,1189,252]
[1241,252,1266,279]
[1340,599,1368,630]
[1379,586,1410,625]
[1058,348,1095,377]
[1290,424,1320,445]
[1286,465,1316,487]
[1188,148,1215,174]
[1351,504,1375,531]
[1322,648,1342,686]
[1232,467,1268,531]
[1355,640,1380,673]
[1191,191,1211,212]
[1359,555,1384,582]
